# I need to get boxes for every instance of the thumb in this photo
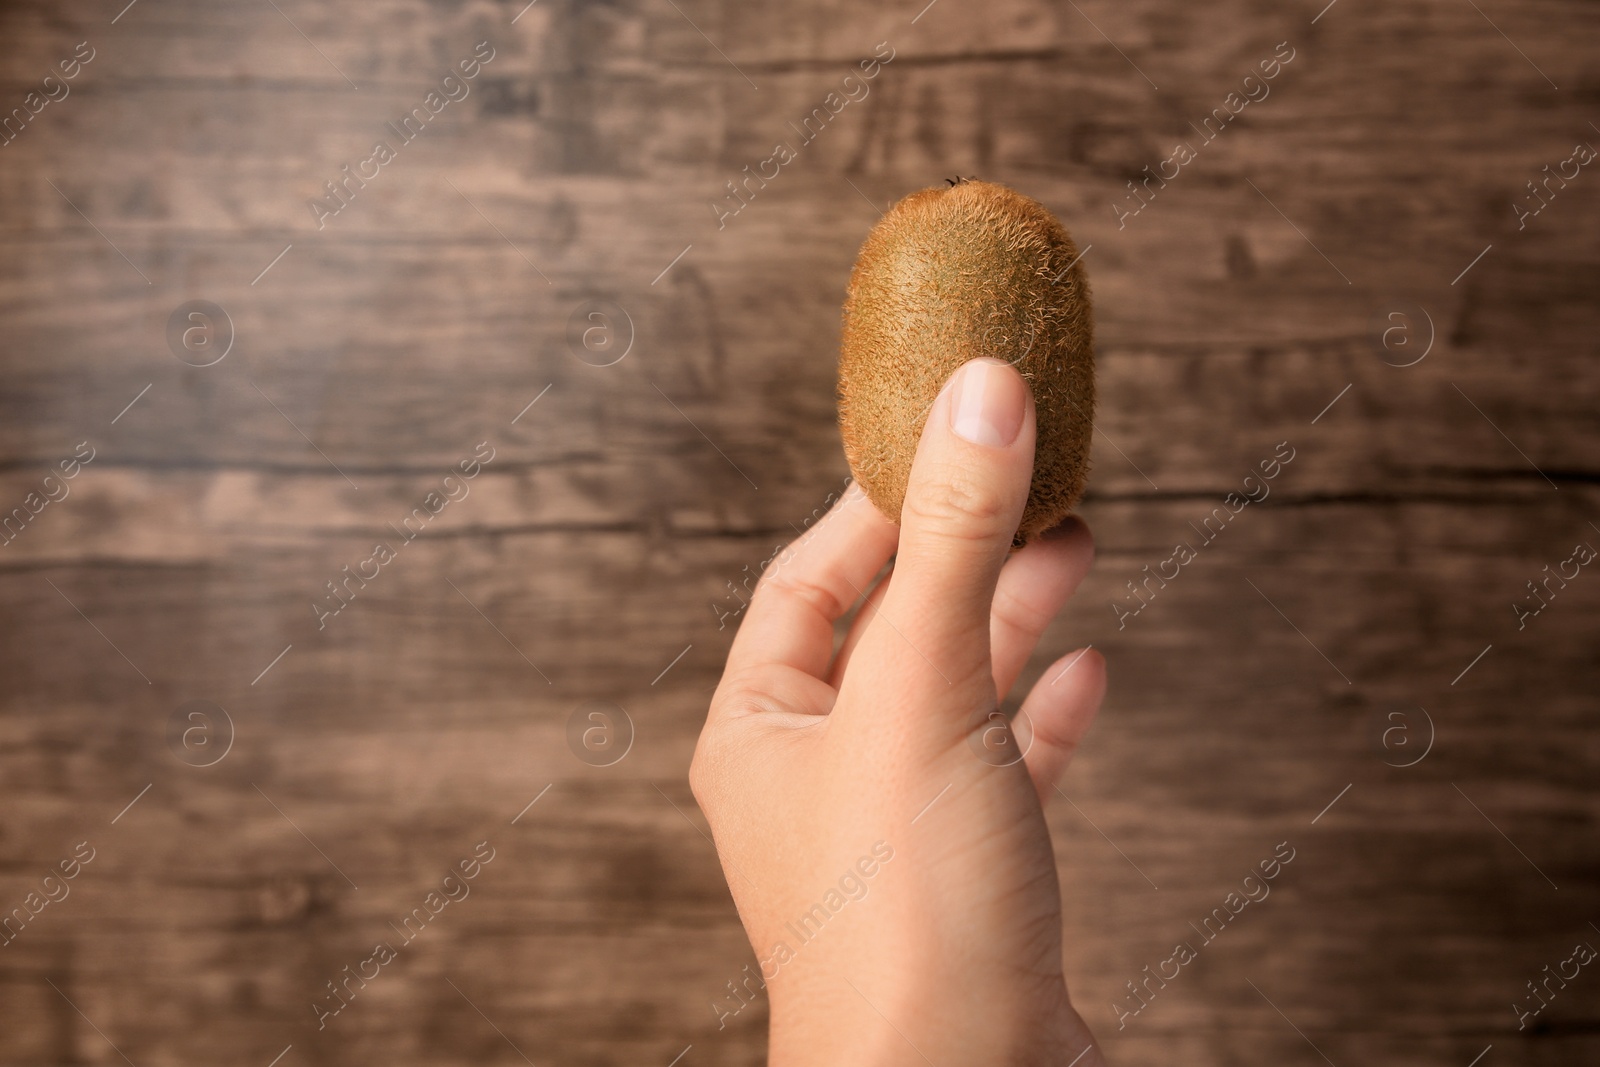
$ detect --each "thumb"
[873,357,1036,698]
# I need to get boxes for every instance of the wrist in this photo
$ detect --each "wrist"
[766,968,1098,1067]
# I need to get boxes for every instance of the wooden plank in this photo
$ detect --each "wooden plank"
[2,0,1599,1063]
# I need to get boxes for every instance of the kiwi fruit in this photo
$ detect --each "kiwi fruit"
[837,178,1094,546]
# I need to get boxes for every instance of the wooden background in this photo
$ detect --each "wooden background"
[2,0,1597,1064]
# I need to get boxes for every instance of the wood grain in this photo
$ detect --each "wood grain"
[1,0,1597,1064]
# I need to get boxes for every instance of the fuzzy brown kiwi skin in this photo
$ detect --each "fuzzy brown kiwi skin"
[837,179,1095,545]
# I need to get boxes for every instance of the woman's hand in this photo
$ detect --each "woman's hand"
[691,357,1107,1066]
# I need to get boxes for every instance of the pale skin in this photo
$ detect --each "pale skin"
[691,358,1109,1065]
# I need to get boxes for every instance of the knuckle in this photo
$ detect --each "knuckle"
[992,583,1055,637]
[756,567,849,620]
[692,676,780,809]
[687,743,714,807]
[714,679,783,719]
[903,468,1011,540]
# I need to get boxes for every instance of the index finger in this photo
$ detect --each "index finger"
[724,481,900,680]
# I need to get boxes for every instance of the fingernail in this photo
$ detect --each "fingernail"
[948,358,1026,447]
